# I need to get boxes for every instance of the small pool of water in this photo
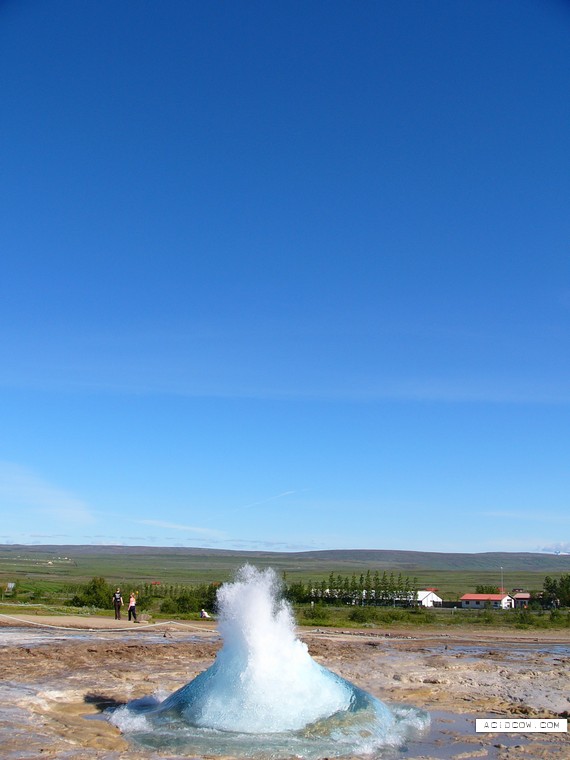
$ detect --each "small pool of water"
[404,710,543,759]
[424,643,570,658]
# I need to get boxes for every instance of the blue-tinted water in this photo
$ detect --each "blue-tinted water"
[110,566,430,758]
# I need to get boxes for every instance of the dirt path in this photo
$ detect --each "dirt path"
[0,611,217,633]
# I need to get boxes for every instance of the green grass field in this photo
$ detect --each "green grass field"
[1,544,569,602]
[1,599,568,632]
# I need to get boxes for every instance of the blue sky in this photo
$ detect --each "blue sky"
[1,1,569,554]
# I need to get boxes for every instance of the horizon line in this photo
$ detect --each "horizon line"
[0,541,564,557]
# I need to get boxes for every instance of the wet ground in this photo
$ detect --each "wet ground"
[0,615,568,759]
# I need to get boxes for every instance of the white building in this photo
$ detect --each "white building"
[416,590,442,607]
[460,593,514,609]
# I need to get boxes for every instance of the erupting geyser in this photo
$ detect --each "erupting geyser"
[111,565,429,758]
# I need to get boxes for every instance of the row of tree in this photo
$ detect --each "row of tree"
[139,582,219,600]
[158,583,218,614]
[65,571,570,613]
[65,571,421,611]
[284,570,420,606]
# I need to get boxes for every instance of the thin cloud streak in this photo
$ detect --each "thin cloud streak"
[2,356,570,406]
[135,519,226,538]
[236,491,297,512]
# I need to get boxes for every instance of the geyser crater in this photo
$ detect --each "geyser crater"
[110,564,429,758]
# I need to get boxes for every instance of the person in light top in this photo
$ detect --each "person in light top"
[128,592,138,622]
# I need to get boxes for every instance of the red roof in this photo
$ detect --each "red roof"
[461,594,510,601]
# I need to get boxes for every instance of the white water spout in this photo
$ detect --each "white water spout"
[111,564,429,758]
[162,565,355,732]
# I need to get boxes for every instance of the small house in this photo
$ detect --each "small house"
[512,592,531,609]
[460,593,514,610]
[416,590,442,607]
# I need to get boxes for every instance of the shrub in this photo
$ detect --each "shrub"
[408,607,436,625]
[348,607,378,624]
[160,598,178,615]
[135,593,152,612]
[67,577,113,609]
[376,608,408,625]
[302,605,330,623]
[66,595,84,608]
[550,608,561,623]
[515,609,533,626]
[476,609,494,625]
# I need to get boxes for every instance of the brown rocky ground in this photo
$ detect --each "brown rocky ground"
[0,615,568,759]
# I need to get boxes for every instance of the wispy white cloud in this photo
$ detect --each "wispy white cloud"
[210,538,319,552]
[481,537,552,551]
[135,518,226,539]
[3,329,570,407]
[216,534,331,551]
[233,490,297,513]
[0,462,95,524]
[541,542,570,554]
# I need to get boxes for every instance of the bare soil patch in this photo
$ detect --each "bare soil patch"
[1,615,568,759]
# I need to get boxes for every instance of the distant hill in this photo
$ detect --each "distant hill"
[291,549,570,572]
[2,544,570,574]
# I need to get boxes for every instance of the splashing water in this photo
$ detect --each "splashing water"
[111,565,429,758]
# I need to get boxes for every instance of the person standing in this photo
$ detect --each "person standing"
[113,588,123,620]
[128,591,138,622]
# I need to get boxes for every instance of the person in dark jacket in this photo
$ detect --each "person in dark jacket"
[113,588,123,620]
